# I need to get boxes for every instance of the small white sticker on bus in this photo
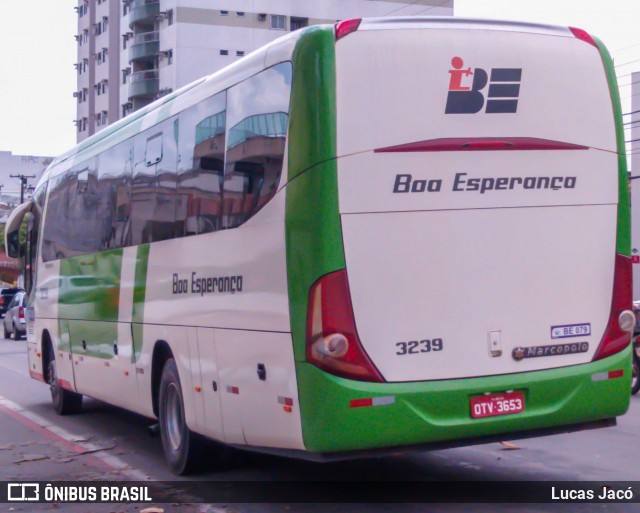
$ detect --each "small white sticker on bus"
[550,323,591,339]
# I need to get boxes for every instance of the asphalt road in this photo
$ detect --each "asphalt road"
[0,338,639,513]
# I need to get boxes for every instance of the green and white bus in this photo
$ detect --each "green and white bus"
[6,17,634,474]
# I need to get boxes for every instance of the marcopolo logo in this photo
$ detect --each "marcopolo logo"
[445,56,522,114]
[512,342,589,361]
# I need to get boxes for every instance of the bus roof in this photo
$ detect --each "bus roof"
[358,16,573,37]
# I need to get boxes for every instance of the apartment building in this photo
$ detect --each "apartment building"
[75,0,453,141]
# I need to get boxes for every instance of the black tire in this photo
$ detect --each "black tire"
[158,358,204,475]
[12,323,20,340]
[3,323,9,339]
[47,349,83,415]
[632,355,640,395]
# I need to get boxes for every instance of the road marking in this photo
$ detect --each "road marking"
[0,393,208,506]
[0,394,149,480]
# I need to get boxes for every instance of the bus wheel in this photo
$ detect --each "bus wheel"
[159,358,202,475]
[47,352,82,415]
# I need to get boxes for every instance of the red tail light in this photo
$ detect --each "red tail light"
[306,270,384,382]
[18,306,24,319]
[593,254,633,361]
[335,18,361,41]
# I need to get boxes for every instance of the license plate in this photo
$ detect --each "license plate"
[470,391,525,419]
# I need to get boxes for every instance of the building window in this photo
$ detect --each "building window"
[237,12,245,17]
[167,49,173,64]
[83,29,89,44]
[220,49,228,56]
[236,50,245,57]
[102,17,108,33]
[271,15,286,30]
[220,10,229,16]
[290,17,309,31]
[95,22,102,35]
[122,68,131,84]
[167,9,173,25]
[82,88,87,102]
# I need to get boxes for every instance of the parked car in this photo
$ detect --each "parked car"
[0,288,24,317]
[3,291,26,340]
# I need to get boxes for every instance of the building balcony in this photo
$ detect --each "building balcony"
[129,31,159,63]
[129,69,159,99]
[128,0,160,28]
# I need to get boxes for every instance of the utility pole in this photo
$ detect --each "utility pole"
[10,174,35,203]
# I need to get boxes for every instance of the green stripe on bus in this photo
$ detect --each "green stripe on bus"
[595,36,631,257]
[58,250,123,321]
[132,244,150,362]
[58,250,123,359]
[285,27,345,362]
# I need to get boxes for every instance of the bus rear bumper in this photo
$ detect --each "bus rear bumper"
[295,345,631,453]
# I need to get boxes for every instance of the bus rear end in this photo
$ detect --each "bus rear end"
[293,18,632,454]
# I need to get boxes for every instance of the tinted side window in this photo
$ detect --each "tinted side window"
[42,160,100,260]
[222,62,292,228]
[177,91,226,236]
[130,117,179,245]
[97,141,133,249]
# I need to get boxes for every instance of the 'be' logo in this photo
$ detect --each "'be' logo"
[445,56,522,114]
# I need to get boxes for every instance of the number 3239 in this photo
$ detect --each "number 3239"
[396,339,443,356]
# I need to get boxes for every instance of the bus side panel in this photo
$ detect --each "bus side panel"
[32,259,80,391]
[216,329,304,448]
[139,179,296,446]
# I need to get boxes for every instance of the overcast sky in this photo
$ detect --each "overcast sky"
[0,1,639,157]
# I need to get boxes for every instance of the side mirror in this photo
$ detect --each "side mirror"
[6,230,20,258]
[4,201,32,259]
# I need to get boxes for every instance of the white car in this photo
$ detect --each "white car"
[3,292,26,340]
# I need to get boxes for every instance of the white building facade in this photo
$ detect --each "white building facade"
[76,0,453,141]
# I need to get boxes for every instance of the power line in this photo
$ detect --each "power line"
[613,42,640,53]
[616,71,640,80]
[614,57,640,68]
